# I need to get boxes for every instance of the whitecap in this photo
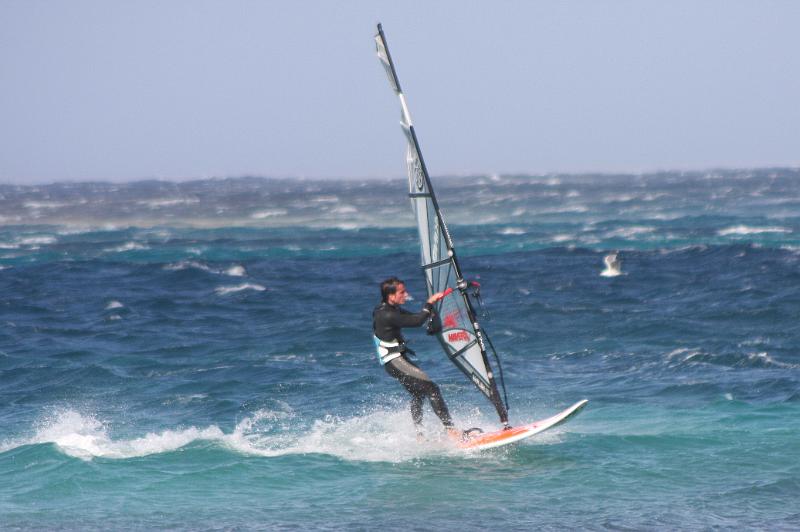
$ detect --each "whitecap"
[780,245,800,256]
[745,351,795,369]
[104,242,148,253]
[105,301,124,310]
[163,394,209,406]
[56,227,95,236]
[136,198,199,208]
[718,225,791,236]
[18,236,57,246]
[498,227,525,236]
[23,201,72,209]
[666,347,701,361]
[604,226,655,239]
[9,409,225,460]
[310,195,340,203]
[215,283,266,295]
[164,260,213,273]
[603,194,636,203]
[250,209,288,219]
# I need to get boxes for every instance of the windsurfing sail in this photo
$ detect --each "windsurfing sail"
[375,24,509,425]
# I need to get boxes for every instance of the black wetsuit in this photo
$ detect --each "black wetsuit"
[372,301,454,428]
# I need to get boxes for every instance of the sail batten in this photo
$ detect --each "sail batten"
[375,24,509,424]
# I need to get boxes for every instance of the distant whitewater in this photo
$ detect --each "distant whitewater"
[2,169,800,266]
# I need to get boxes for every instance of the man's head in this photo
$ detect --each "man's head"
[381,277,409,305]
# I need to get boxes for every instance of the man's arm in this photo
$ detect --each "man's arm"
[390,303,434,328]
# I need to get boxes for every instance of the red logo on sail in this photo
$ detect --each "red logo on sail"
[448,331,469,343]
[443,311,459,329]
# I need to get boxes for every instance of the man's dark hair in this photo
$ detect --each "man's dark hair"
[380,277,404,303]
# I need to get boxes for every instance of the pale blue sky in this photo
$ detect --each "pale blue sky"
[1,1,798,183]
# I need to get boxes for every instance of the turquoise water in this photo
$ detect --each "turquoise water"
[1,170,799,529]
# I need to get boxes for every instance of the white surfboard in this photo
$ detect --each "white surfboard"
[457,400,588,450]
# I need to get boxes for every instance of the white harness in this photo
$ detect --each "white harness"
[373,336,403,365]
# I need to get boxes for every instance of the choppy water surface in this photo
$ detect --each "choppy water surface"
[1,169,799,530]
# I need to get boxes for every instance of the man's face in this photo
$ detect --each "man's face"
[388,283,408,305]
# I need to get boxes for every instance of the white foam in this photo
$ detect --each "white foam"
[745,351,796,369]
[18,236,57,246]
[105,300,124,310]
[56,227,95,236]
[225,407,501,463]
[310,195,339,203]
[605,226,655,239]
[0,407,503,463]
[164,260,213,273]
[666,347,702,362]
[498,227,525,236]
[717,225,791,236]
[104,242,148,253]
[23,201,72,209]
[23,409,226,460]
[164,261,245,277]
[215,283,266,295]
[136,198,200,208]
[163,394,209,406]
[250,209,288,219]
[604,194,636,203]
[331,205,357,214]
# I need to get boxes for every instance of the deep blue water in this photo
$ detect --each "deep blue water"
[1,170,799,530]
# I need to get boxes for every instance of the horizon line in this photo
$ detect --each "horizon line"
[2,164,799,187]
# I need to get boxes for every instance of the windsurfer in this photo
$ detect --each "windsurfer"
[372,277,459,436]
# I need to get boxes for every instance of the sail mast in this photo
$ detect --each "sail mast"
[375,24,509,424]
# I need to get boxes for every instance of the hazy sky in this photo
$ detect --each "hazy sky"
[1,1,799,184]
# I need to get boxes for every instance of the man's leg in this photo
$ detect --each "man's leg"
[385,357,454,428]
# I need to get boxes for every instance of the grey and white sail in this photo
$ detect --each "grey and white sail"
[375,24,509,424]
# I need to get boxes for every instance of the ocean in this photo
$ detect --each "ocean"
[1,168,799,530]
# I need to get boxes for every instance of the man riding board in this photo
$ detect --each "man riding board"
[372,277,461,438]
